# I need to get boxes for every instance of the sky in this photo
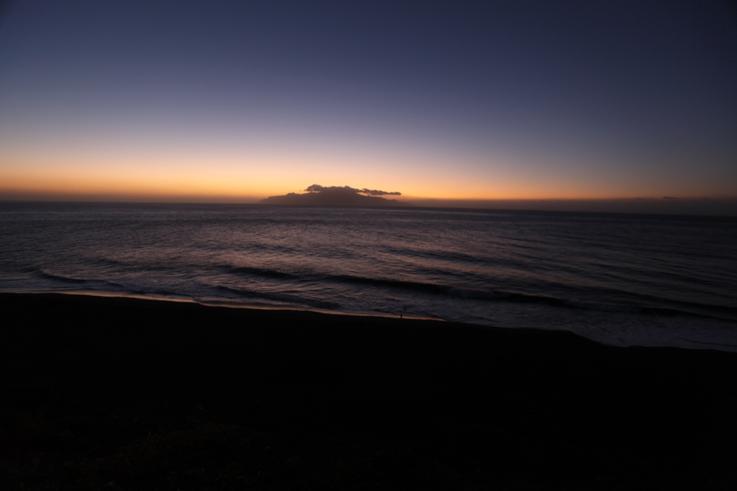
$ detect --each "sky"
[0,0,736,206]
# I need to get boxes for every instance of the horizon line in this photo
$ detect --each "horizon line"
[1,190,737,203]
[1,196,736,218]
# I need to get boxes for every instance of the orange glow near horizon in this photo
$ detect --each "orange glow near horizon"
[0,166,723,203]
[0,161,639,202]
[0,169,720,202]
[0,143,731,202]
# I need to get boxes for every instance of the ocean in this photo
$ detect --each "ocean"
[1,202,736,350]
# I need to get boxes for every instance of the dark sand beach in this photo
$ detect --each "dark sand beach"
[3,292,737,489]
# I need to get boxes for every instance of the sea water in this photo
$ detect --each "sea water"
[1,202,736,350]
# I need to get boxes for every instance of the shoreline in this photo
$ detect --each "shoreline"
[40,289,445,322]
[3,288,735,353]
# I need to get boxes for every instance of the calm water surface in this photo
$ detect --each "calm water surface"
[1,202,736,350]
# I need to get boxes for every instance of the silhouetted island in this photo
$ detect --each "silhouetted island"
[263,184,405,207]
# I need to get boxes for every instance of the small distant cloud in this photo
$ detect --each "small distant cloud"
[360,188,401,196]
[305,184,401,196]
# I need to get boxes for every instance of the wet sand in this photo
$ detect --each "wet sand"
[2,292,736,489]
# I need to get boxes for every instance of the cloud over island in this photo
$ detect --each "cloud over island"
[263,185,404,207]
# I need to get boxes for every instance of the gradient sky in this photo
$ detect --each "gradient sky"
[0,0,736,202]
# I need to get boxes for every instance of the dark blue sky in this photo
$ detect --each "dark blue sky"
[0,0,735,201]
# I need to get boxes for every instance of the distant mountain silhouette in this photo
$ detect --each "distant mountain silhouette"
[263,185,404,207]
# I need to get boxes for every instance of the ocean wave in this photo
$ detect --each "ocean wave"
[322,273,737,321]
[381,245,490,265]
[210,284,341,310]
[566,283,737,319]
[314,273,581,309]
[37,269,97,284]
[222,265,300,280]
[34,269,137,294]
[638,306,737,322]
[328,274,454,295]
[35,262,737,325]
[217,262,734,318]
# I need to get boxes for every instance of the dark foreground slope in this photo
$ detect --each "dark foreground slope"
[2,293,736,490]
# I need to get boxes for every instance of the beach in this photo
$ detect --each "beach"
[3,292,737,489]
